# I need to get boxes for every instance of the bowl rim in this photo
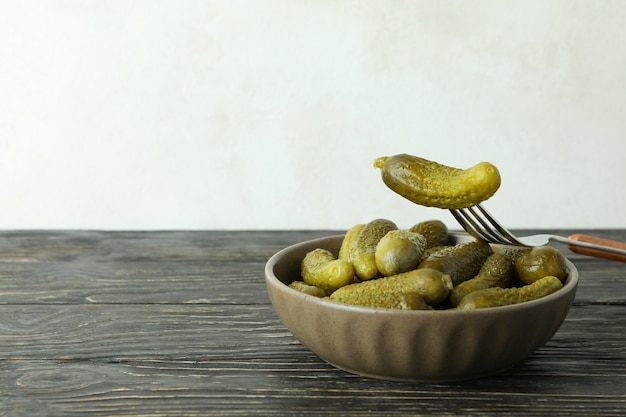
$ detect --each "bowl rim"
[265,233,579,315]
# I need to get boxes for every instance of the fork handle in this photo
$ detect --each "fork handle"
[567,234,626,263]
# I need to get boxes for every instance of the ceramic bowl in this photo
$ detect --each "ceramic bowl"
[265,234,578,382]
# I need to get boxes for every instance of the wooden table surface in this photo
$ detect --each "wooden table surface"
[0,229,624,416]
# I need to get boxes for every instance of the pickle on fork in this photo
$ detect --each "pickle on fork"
[375,154,501,209]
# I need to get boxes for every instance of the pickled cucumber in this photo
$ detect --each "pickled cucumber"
[418,240,493,286]
[515,246,568,285]
[339,223,365,261]
[449,253,513,307]
[374,154,501,209]
[330,267,453,306]
[288,281,327,298]
[409,219,449,248]
[493,245,527,264]
[330,290,432,310]
[375,229,427,276]
[301,248,355,294]
[457,275,563,310]
[351,218,398,280]
[418,245,448,263]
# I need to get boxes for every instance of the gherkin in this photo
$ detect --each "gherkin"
[418,240,493,286]
[330,291,431,310]
[515,246,568,285]
[288,281,327,298]
[350,218,398,281]
[375,229,427,276]
[338,223,365,261]
[457,275,563,310]
[301,248,355,294]
[375,154,501,209]
[449,253,514,306]
[409,219,449,249]
[330,267,453,306]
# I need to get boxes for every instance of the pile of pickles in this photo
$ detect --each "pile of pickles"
[290,218,568,310]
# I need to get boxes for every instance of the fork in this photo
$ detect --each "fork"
[449,204,626,262]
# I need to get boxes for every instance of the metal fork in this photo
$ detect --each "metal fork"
[449,204,626,262]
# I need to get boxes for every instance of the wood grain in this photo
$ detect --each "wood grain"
[0,230,624,416]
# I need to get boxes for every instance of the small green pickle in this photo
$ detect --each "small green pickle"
[418,240,493,286]
[288,281,327,298]
[375,229,427,276]
[418,245,448,263]
[449,253,513,307]
[457,275,563,310]
[374,154,501,209]
[351,218,398,281]
[409,219,449,249]
[301,248,355,294]
[515,246,568,285]
[338,223,365,261]
[330,267,453,306]
[330,291,432,310]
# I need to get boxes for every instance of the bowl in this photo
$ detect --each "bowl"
[265,233,579,382]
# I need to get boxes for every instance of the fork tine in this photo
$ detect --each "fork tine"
[450,205,525,246]
[449,209,485,241]
[457,207,509,244]
[449,208,503,243]
[465,206,511,244]
[474,205,524,246]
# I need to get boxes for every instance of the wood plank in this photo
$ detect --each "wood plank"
[0,230,337,305]
[0,304,291,360]
[0,259,273,305]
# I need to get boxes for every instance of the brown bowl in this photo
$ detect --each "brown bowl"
[265,234,579,382]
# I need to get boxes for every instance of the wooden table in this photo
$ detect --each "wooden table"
[0,229,624,416]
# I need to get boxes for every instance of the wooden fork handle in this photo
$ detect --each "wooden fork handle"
[567,234,626,263]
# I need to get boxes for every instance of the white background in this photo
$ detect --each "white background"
[1,0,625,230]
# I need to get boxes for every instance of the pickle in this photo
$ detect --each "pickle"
[493,245,527,264]
[449,253,513,307]
[418,245,448,263]
[288,281,327,298]
[374,154,501,209]
[457,275,563,310]
[418,240,493,286]
[375,229,427,276]
[338,223,365,261]
[330,267,453,306]
[301,248,355,294]
[330,290,432,310]
[409,219,449,249]
[515,246,568,285]
[351,218,398,280]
